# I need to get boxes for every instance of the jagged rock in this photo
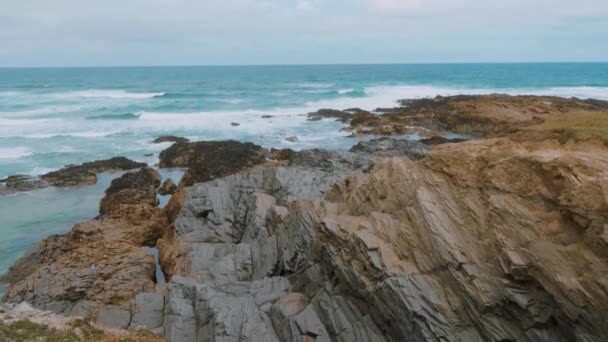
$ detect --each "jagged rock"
[159,140,267,186]
[155,133,608,341]
[159,178,177,196]
[285,136,299,142]
[153,136,190,144]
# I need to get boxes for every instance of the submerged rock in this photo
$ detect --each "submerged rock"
[153,136,190,144]
[0,175,47,195]
[0,157,146,196]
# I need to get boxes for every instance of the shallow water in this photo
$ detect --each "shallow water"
[1,63,607,284]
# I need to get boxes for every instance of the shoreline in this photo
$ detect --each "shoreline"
[1,93,608,340]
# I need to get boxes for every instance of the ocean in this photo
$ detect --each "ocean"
[1,63,608,287]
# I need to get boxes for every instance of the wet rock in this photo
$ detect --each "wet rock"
[153,135,190,144]
[0,175,47,195]
[158,178,177,196]
[307,108,358,123]
[285,136,299,142]
[261,115,274,119]
[159,140,267,186]
[231,122,240,126]
[41,157,146,187]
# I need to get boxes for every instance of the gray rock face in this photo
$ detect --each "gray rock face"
[159,149,393,342]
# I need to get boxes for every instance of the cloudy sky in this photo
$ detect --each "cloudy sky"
[1,0,607,66]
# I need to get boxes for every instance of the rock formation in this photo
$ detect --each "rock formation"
[3,95,608,341]
[1,167,168,331]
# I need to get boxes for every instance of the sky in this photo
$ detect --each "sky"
[1,0,607,67]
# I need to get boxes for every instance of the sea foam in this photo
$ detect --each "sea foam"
[0,147,32,160]
[54,89,165,99]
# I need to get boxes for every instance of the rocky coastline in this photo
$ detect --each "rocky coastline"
[2,94,608,341]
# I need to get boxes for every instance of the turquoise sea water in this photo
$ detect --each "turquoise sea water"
[1,63,608,285]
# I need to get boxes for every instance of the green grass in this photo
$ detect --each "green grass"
[0,319,164,342]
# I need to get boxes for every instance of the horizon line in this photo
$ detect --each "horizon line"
[1,61,607,69]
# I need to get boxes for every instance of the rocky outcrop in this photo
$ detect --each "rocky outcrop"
[155,135,608,341]
[0,157,146,196]
[159,140,267,186]
[1,167,168,329]
[310,94,608,138]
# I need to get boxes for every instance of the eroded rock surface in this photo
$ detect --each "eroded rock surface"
[157,135,608,341]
